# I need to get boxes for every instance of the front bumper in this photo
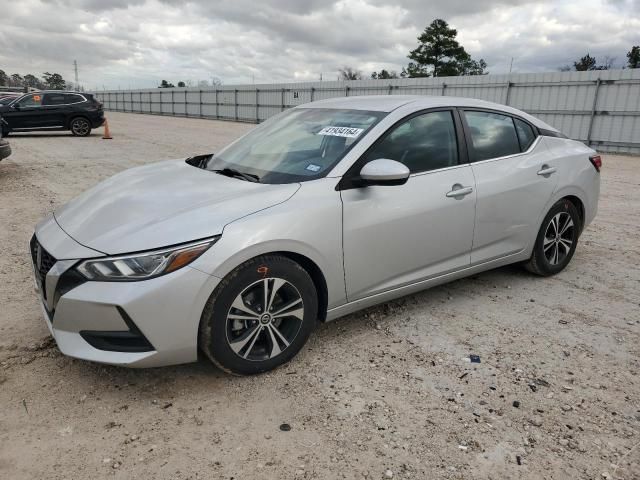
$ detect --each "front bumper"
[31,222,220,367]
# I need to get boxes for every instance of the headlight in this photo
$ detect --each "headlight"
[76,237,219,281]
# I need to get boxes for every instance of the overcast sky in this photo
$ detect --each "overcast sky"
[1,0,638,89]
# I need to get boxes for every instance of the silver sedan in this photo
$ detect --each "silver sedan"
[31,95,600,374]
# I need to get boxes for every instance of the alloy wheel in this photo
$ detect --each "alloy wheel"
[543,212,574,265]
[71,118,90,136]
[226,277,304,361]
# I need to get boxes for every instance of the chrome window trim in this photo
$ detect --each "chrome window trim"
[409,162,469,178]
[467,135,542,166]
[9,93,88,107]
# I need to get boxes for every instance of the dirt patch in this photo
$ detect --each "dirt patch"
[0,113,638,479]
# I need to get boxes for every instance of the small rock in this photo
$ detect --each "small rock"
[528,416,543,427]
[280,423,292,432]
[384,470,394,479]
[112,462,121,469]
[561,405,572,412]
[512,400,520,408]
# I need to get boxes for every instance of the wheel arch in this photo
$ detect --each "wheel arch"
[273,251,329,322]
[563,195,585,233]
[199,241,334,322]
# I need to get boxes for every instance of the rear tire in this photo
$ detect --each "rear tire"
[70,117,91,137]
[199,255,318,375]
[525,199,580,276]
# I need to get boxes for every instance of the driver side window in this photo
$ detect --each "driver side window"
[17,94,43,107]
[363,110,459,173]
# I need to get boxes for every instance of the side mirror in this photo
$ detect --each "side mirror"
[359,159,410,186]
[12,104,20,110]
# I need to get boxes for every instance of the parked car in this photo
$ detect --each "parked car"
[0,116,11,160]
[0,91,104,136]
[30,95,600,374]
[0,92,21,105]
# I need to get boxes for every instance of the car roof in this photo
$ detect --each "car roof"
[300,95,558,132]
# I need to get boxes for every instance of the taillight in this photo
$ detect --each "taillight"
[589,155,602,172]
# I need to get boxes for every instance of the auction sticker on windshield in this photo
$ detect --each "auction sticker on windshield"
[318,126,364,138]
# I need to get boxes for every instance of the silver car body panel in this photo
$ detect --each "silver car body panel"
[32,95,600,367]
[54,159,300,254]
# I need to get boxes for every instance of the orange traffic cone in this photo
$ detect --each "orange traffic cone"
[102,118,113,139]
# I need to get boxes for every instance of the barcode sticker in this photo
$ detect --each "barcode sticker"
[318,126,364,138]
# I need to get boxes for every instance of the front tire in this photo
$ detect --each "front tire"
[70,117,92,137]
[199,255,318,375]
[525,199,580,276]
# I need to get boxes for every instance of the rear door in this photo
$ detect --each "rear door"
[42,93,70,127]
[461,109,559,264]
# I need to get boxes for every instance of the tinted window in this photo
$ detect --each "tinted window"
[514,118,536,151]
[43,93,67,105]
[464,111,520,161]
[66,94,85,104]
[17,94,43,107]
[364,111,459,173]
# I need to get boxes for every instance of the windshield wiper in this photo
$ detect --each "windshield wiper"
[212,168,260,183]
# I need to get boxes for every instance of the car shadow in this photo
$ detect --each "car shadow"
[5,132,101,138]
[54,263,533,394]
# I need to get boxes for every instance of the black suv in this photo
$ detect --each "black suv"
[0,91,104,137]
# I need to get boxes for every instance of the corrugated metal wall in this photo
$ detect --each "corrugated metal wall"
[95,69,640,154]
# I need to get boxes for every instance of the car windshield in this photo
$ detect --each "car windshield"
[205,108,386,184]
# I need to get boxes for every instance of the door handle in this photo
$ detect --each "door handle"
[537,165,557,176]
[446,185,474,198]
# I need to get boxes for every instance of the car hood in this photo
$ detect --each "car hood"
[54,159,300,255]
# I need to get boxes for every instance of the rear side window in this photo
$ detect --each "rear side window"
[464,111,520,162]
[514,118,536,151]
[363,110,459,173]
[65,94,85,104]
[43,93,67,105]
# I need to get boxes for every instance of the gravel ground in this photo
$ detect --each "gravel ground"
[0,112,639,480]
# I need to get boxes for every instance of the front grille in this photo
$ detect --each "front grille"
[30,234,57,300]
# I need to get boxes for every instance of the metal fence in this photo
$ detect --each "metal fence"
[95,69,640,155]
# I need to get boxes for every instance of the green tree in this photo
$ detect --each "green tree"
[42,72,66,89]
[405,19,487,77]
[11,73,24,87]
[371,69,399,79]
[627,46,640,68]
[0,70,7,86]
[338,67,362,80]
[158,79,175,88]
[24,74,44,89]
[574,54,597,71]
[177,81,186,87]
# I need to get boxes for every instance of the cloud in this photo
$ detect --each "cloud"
[0,0,638,89]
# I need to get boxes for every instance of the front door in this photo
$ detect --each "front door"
[6,93,46,129]
[341,109,477,301]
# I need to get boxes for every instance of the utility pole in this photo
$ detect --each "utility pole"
[73,60,79,89]
[509,57,514,74]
